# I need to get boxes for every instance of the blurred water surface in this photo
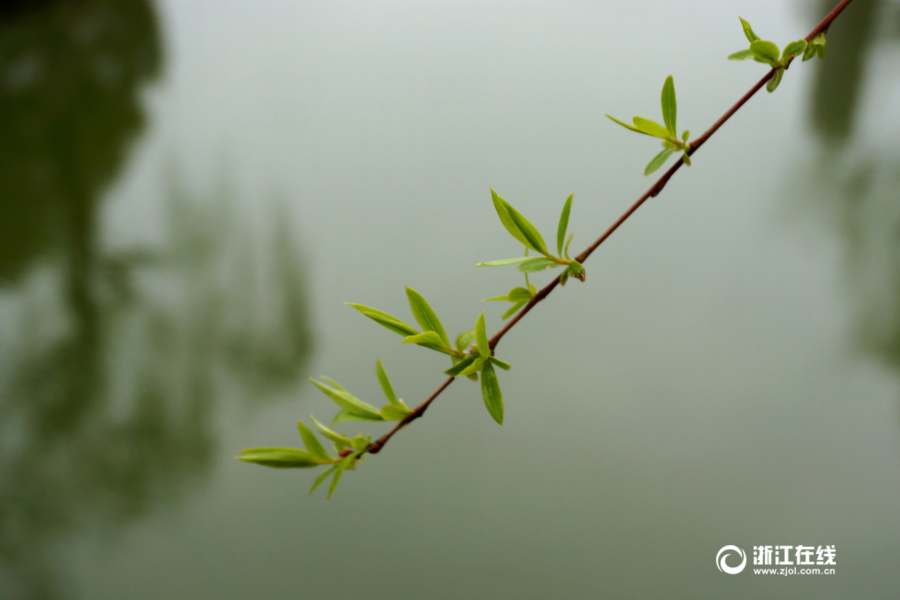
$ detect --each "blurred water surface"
[0,0,899,598]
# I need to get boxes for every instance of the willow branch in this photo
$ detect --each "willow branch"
[366,0,855,456]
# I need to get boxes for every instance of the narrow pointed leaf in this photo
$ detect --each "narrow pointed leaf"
[320,376,346,391]
[309,465,337,495]
[750,40,780,65]
[298,420,331,462]
[661,75,677,137]
[502,301,527,319]
[563,233,574,260]
[502,201,548,255]
[480,362,504,424]
[346,303,419,337]
[457,356,486,378]
[311,416,352,449]
[328,452,358,499]
[739,17,759,43]
[381,404,412,421]
[475,311,490,358]
[405,287,450,347]
[518,257,559,273]
[489,356,511,370]
[308,377,382,419]
[445,354,479,377]
[644,147,675,176]
[682,129,690,143]
[484,295,510,302]
[332,409,384,424]
[766,68,784,93]
[375,359,399,406]
[728,49,753,60]
[401,330,447,349]
[632,117,671,139]
[476,257,531,267]
[238,448,321,468]
[605,114,647,134]
[490,189,547,255]
[556,193,574,256]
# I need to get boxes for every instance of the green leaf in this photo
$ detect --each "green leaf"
[455,330,475,352]
[350,435,369,452]
[401,330,454,355]
[766,68,784,93]
[309,465,337,496]
[480,362,504,424]
[683,151,692,167]
[489,356,511,370]
[507,287,534,302]
[345,303,419,337]
[502,301,527,320]
[632,117,671,139]
[311,416,352,449]
[320,376,346,391]
[750,40,780,65]
[375,359,399,406]
[475,311,490,358]
[381,403,412,421]
[605,113,646,134]
[782,39,807,61]
[556,193,574,256]
[661,75,677,137]
[682,129,690,143]
[490,189,549,255]
[308,377,383,420]
[332,410,384,424]
[405,287,450,348]
[816,41,826,60]
[457,356,486,378]
[739,17,759,43]
[476,257,531,267]
[728,49,753,60]
[563,233,574,260]
[644,147,675,176]
[328,452,358,499]
[238,448,322,468]
[298,420,331,462]
[518,257,559,273]
[802,43,816,61]
[445,354,479,377]
[484,295,509,301]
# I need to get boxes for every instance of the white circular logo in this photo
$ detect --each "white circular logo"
[716,545,747,574]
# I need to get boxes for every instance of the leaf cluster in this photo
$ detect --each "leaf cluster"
[350,287,511,424]
[238,418,366,498]
[477,190,585,301]
[238,359,418,496]
[606,76,692,175]
[727,18,826,92]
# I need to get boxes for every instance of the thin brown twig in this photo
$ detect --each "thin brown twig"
[365,0,856,456]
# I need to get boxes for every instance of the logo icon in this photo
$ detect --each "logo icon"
[716,545,747,574]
